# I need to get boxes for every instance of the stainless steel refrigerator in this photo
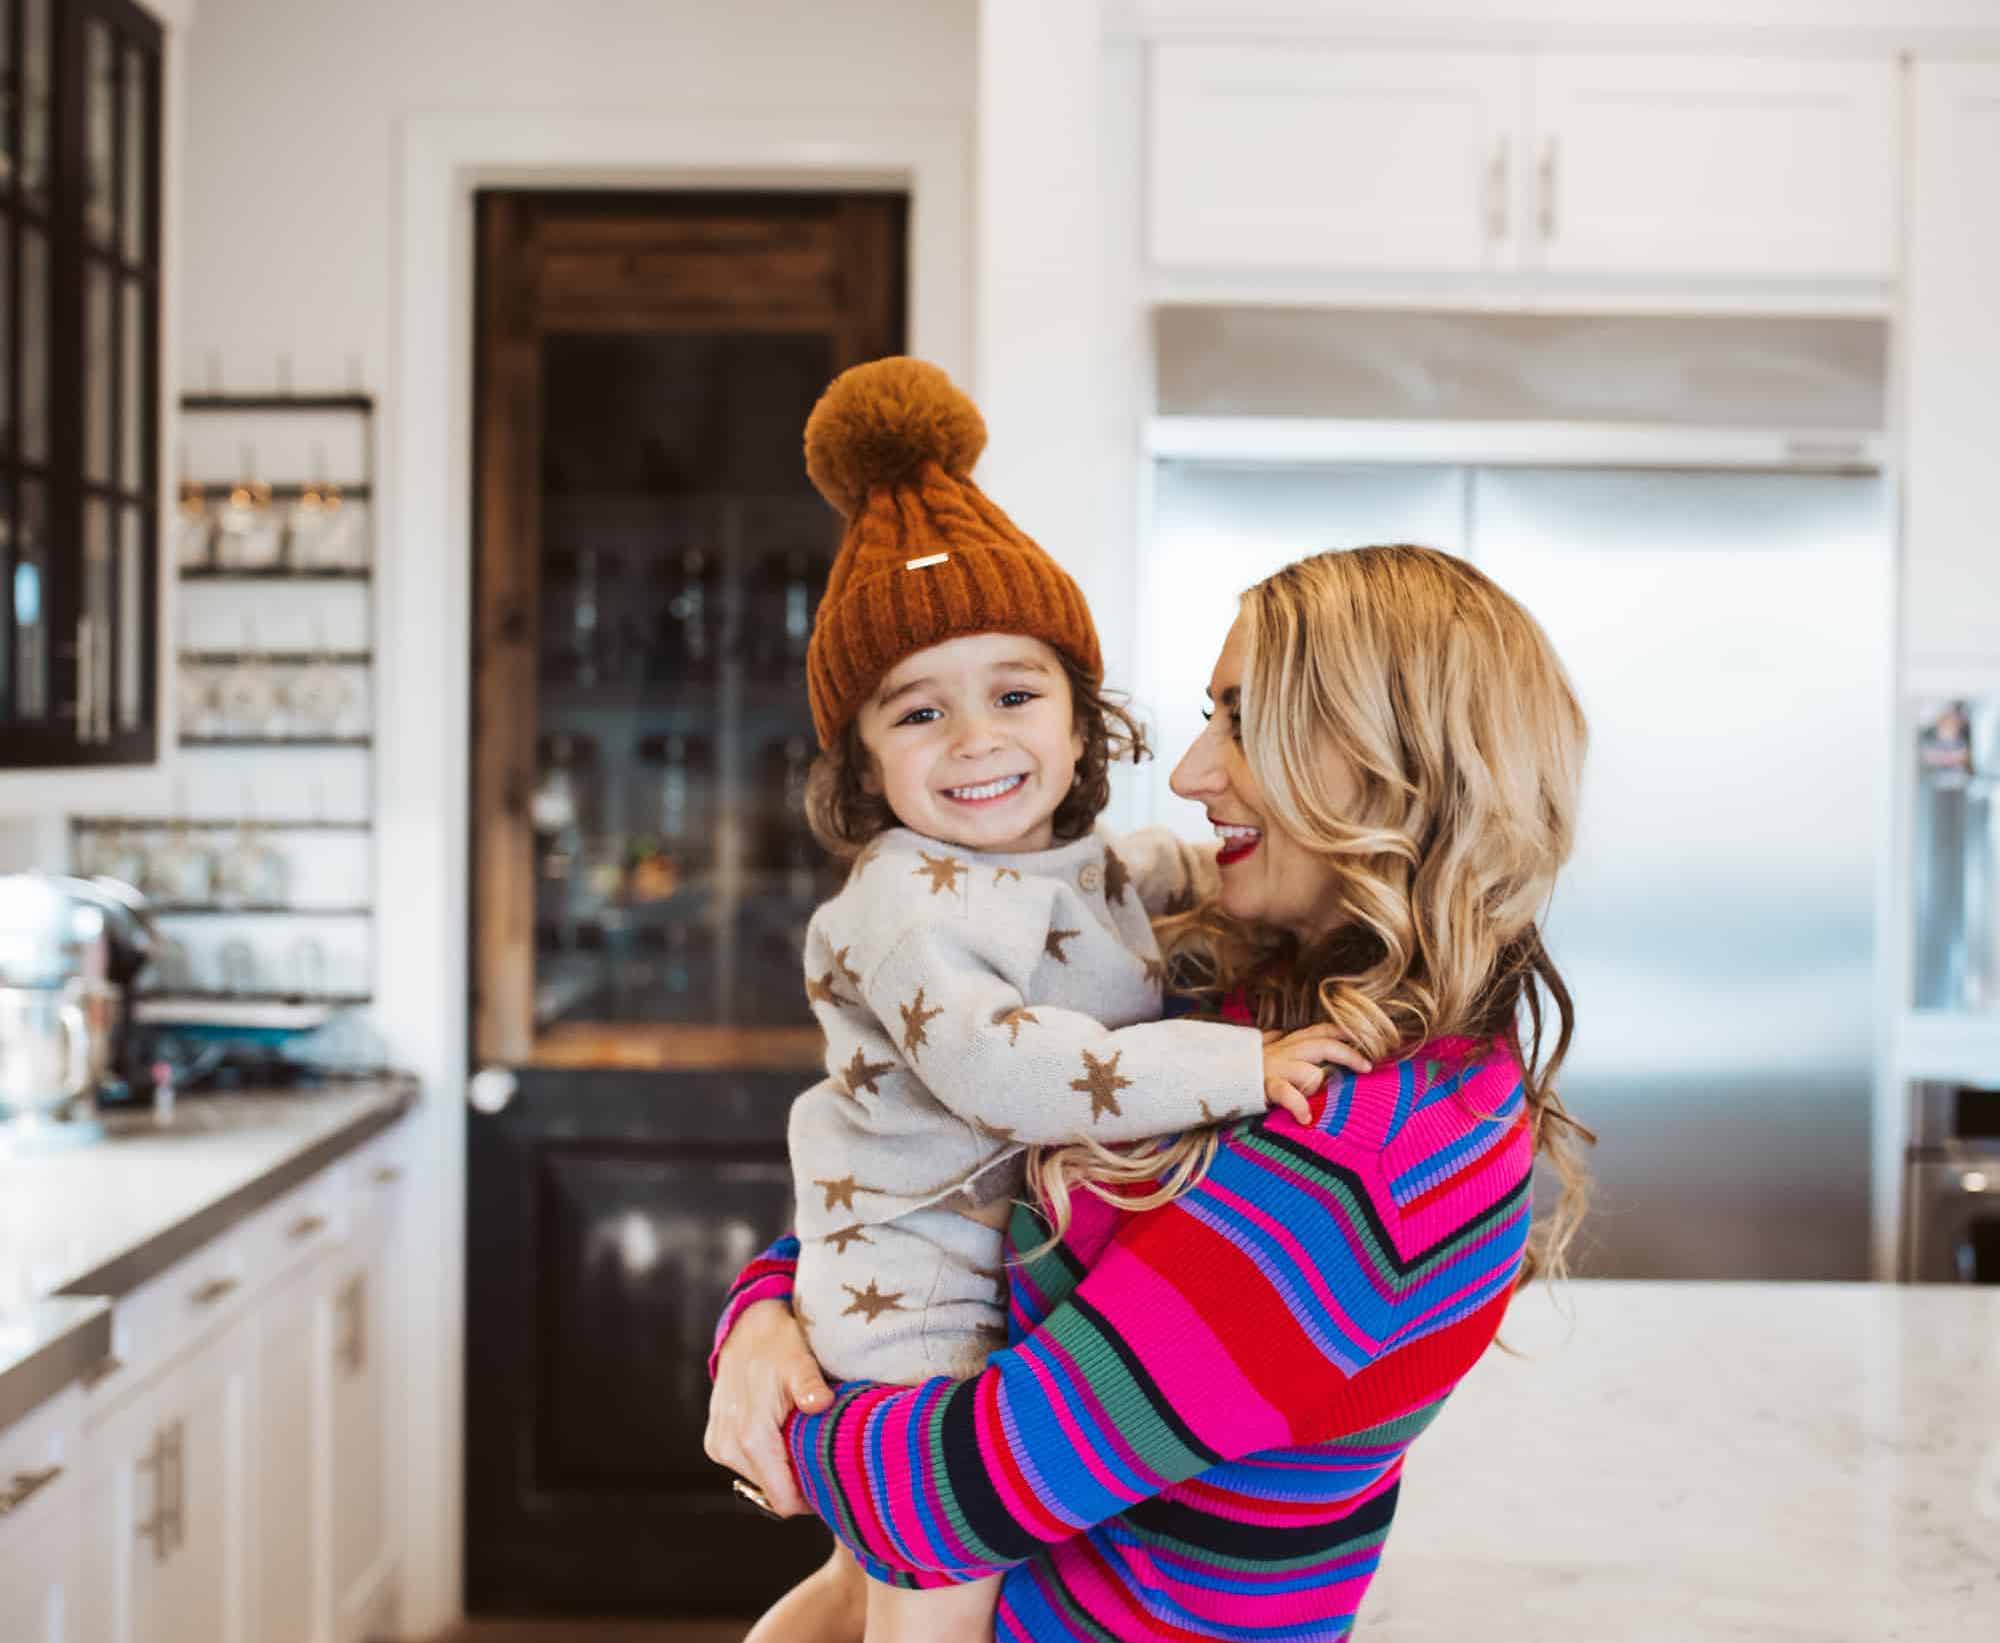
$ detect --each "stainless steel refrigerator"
[1139,460,1892,1279]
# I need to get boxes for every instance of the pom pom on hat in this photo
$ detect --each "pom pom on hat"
[804,356,987,519]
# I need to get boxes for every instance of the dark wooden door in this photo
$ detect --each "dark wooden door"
[465,191,905,1616]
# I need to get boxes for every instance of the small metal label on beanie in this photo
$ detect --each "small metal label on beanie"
[904,553,950,570]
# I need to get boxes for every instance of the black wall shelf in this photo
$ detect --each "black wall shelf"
[180,393,376,413]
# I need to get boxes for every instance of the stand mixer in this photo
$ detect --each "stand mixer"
[0,873,153,1150]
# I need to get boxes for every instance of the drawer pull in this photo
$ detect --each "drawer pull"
[136,1429,170,1561]
[289,1213,328,1241]
[372,1164,403,1185]
[0,1465,62,1516]
[80,1353,124,1389]
[190,1276,240,1308]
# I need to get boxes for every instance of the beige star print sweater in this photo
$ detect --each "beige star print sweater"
[787,824,1267,1250]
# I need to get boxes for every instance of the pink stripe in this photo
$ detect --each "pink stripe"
[1088,1247,1294,1457]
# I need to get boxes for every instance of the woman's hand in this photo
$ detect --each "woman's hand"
[703,1298,833,1518]
[1261,1026,1373,1123]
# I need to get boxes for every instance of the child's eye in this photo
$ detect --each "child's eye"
[896,707,941,727]
[997,689,1038,709]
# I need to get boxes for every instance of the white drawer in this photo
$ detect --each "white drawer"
[81,1216,255,1421]
[234,1161,351,1290]
[0,1385,81,1545]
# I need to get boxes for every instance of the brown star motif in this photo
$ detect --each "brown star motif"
[915,851,968,896]
[814,1174,869,1212]
[822,1224,872,1255]
[841,1045,896,1100]
[992,1005,1040,1046]
[1142,956,1168,987]
[1071,1048,1133,1121]
[806,966,858,1008]
[973,1117,1016,1144]
[1198,1100,1218,1126]
[1163,883,1196,916]
[900,986,944,1057]
[1044,926,1082,964]
[832,945,863,993]
[841,1279,908,1323]
[1102,847,1131,905]
[850,840,883,880]
[992,865,1022,886]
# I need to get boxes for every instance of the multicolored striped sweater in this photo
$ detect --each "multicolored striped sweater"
[713,1032,1534,1641]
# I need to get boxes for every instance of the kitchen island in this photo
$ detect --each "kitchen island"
[1358,1280,2000,1641]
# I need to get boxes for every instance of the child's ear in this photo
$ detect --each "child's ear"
[859,753,884,797]
[1070,721,1086,766]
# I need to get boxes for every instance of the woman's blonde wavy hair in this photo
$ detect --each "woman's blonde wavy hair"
[1027,545,1594,1287]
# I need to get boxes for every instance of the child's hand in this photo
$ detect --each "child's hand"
[1261,1027,1374,1124]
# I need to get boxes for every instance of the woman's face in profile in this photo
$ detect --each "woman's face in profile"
[1170,614,1351,941]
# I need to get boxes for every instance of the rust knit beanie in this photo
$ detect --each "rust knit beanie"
[802,357,1102,748]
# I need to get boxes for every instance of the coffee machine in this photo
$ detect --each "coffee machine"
[0,873,153,1148]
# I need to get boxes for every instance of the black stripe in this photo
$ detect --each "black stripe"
[1251,1125,1531,1280]
[1123,1475,1401,1559]
[938,1376,1044,1564]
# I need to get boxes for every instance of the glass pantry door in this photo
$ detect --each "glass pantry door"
[466,191,904,1615]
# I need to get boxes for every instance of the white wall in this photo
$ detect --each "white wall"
[178,0,976,393]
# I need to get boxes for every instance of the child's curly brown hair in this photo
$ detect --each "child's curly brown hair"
[804,654,1148,860]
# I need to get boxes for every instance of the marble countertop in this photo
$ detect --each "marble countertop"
[1358,1280,2000,1641]
[0,1078,415,1427]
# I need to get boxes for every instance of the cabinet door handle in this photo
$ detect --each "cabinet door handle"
[168,1418,186,1554]
[1485,135,1510,242]
[76,617,95,745]
[190,1275,240,1308]
[136,1429,170,1562]
[289,1212,328,1241]
[371,1164,403,1185]
[0,1465,63,1515]
[337,1274,368,1375]
[1538,135,1558,242]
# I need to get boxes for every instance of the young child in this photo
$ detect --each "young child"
[743,359,1347,1643]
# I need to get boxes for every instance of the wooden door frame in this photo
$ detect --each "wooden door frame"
[381,111,967,1638]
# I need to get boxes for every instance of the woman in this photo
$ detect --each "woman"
[708,545,1593,1642]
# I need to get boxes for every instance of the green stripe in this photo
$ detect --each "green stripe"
[1040,1307,1212,1479]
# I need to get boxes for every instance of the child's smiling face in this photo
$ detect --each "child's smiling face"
[854,633,1084,855]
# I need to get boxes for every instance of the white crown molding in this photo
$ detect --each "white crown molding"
[1106,0,2000,53]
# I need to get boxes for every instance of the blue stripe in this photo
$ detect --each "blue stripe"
[1383,1059,1417,1142]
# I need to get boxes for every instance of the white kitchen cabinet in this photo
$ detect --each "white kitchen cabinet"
[1527,55,1899,281]
[1150,45,1524,274]
[1904,61,2000,665]
[1147,44,1901,289]
[0,1393,83,1643]
[329,1140,405,1643]
[0,1506,82,1643]
[251,1271,329,1643]
[79,1322,252,1643]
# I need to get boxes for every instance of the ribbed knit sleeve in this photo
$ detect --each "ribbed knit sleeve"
[784,1047,1536,1584]
[706,1234,800,1381]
